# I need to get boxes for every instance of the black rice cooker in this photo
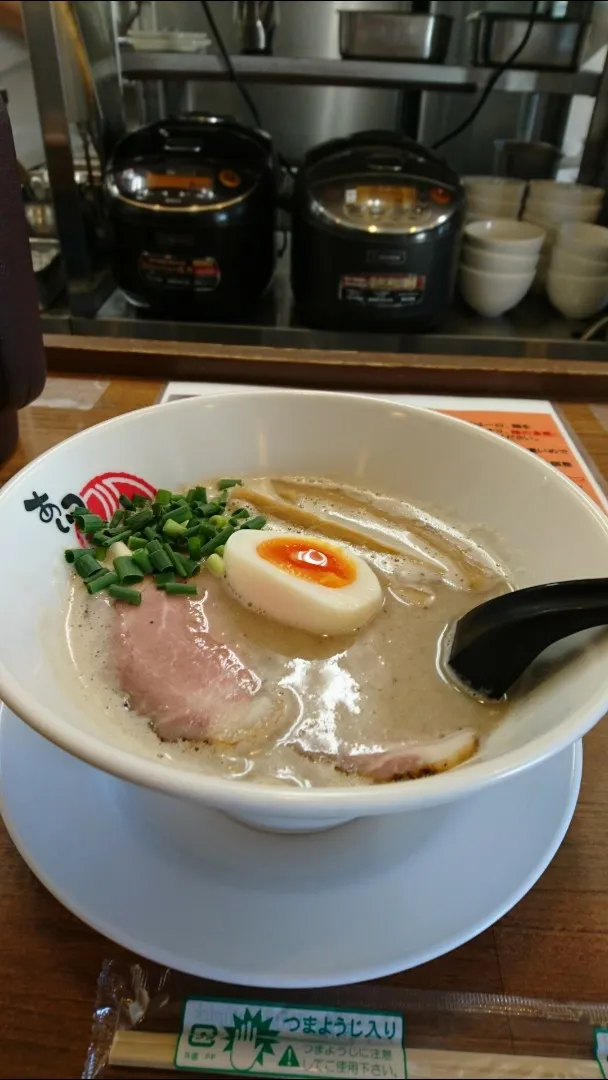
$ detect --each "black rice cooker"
[291,131,464,331]
[105,115,277,315]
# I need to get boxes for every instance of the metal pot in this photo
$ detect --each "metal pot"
[339,12,453,63]
[469,12,588,72]
[494,140,562,181]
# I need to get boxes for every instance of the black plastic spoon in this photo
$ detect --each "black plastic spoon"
[447,578,608,700]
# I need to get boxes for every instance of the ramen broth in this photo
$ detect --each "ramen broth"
[64,477,511,788]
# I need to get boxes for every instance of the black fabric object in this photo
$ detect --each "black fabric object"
[0,96,46,461]
[0,408,17,462]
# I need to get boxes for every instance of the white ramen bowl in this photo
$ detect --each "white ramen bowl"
[1,391,608,833]
[524,199,599,225]
[521,213,560,245]
[527,181,604,209]
[556,223,608,265]
[550,245,608,278]
[463,177,526,205]
[460,242,538,274]
[458,263,536,317]
[464,219,546,256]
[465,196,521,220]
[546,268,608,319]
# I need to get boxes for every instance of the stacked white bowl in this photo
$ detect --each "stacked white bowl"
[546,222,608,319]
[459,220,546,317]
[522,182,605,292]
[463,176,526,223]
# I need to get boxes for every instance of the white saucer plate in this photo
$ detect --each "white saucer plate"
[0,707,582,988]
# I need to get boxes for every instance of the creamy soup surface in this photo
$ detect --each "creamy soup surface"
[64,477,511,788]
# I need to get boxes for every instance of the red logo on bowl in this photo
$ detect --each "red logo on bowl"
[77,472,157,544]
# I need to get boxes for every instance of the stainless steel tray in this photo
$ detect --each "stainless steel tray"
[469,13,588,72]
[339,12,452,63]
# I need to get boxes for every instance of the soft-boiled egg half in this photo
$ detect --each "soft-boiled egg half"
[223,530,383,636]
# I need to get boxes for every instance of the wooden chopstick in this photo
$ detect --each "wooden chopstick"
[109,1030,600,1078]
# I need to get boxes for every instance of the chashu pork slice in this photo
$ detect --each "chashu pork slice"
[112,581,279,744]
[335,729,479,782]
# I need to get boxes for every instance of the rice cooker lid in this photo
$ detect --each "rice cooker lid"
[110,160,257,211]
[106,115,272,212]
[306,143,461,235]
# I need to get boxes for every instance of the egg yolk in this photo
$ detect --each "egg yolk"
[257,537,357,589]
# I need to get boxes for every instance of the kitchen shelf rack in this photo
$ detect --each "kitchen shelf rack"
[120,51,600,97]
[20,0,608,332]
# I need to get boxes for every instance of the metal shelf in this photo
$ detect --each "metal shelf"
[48,285,605,363]
[119,51,600,97]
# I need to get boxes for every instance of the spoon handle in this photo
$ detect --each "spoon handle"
[448,578,608,699]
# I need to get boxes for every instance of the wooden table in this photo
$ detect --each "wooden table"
[2,376,608,1079]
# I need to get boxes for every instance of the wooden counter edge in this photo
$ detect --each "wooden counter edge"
[44,333,608,400]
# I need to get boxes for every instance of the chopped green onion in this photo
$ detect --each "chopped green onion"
[106,528,131,545]
[108,584,141,605]
[160,504,190,526]
[150,548,173,573]
[163,540,183,565]
[128,535,147,551]
[125,507,154,531]
[69,509,89,525]
[163,517,188,539]
[85,569,106,585]
[86,571,118,594]
[64,548,90,564]
[66,485,266,606]
[185,520,212,539]
[206,554,225,578]
[113,556,145,586]
[154,570,176,587]
[108,540,132,562]
[188,536,202,559]
[80,514,105,534]
[198,502,222,518]
[165,546,188,578]
[92,532,113,548]
[200,525,235,559]
[131,548,154,575]
[74,552,103,579]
